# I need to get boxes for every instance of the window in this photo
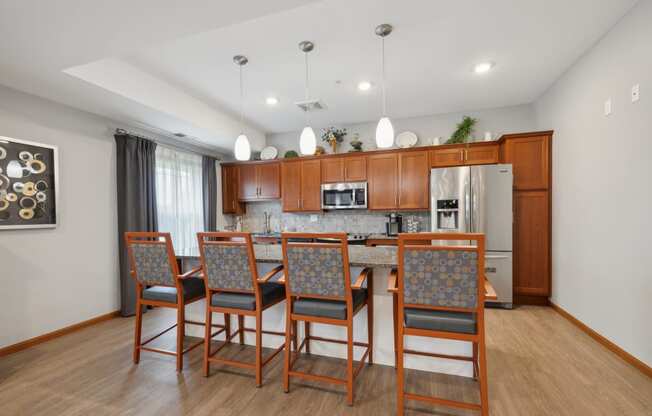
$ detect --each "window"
[155,146,204,256]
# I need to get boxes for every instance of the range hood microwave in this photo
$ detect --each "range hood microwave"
[321,182,367,210]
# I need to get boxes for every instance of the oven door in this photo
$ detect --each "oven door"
[322,188,355,209]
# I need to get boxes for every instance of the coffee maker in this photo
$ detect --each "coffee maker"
[386,213,403,236]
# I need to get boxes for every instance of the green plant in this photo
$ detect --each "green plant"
[446,116,477,144]
[321,127,347,144]
[284,150,299,158]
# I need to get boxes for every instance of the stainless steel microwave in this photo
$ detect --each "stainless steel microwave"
[321,182,367,210]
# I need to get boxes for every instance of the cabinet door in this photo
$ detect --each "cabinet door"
[344,156,367,181]
[300,160,322,211]
[237,164,258,201]
[368,153,398,210]
[465,144,499,165]
[398,151,429,209]
[429,147,464,167]
[502,135,550,190]
[514,191,550,296]
[281,161,302,212]
[221,165,244,214]
[321,157,344,183]
[257,162,281,199]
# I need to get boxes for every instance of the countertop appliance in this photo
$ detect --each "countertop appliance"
[431,164,513,308]
[321,182,367,210]
[386,213,403,236]
[314,233,369,245]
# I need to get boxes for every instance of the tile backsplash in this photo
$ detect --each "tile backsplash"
[225,201,430,234]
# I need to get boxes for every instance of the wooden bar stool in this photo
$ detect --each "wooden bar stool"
[197,232,286,387]
[281,232,373,406]
[126,232,219,372]
[393,232,489,416]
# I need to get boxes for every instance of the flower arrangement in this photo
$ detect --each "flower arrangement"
[321,127,347,153]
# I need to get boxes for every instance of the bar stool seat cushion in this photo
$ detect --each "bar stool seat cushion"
[293,289,367,320]
[211,283,285,311]
[142,277,205,303]
[404,308,477,334]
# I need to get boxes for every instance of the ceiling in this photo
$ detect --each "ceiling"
[0,0,638,152]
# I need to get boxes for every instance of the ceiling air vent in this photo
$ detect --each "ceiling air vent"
[295,99,327,112]
[173,132,186,138]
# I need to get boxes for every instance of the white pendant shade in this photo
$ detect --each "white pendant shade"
[375,116,394,148]
[234,133,251,161]
[299,126,316,155]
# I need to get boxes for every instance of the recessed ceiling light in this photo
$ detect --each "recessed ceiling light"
[474,62,494,74]
[358,81,372,91]
[266,97,279,106]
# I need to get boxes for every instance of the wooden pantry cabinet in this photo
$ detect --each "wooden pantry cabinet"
[221,164,244,214]
[321,155,367,183]
[237,162,281,201]
[281,159,321,212]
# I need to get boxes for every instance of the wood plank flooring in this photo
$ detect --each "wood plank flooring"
[0,306,650,416]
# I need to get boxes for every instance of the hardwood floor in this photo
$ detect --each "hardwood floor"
[1,306,650,416]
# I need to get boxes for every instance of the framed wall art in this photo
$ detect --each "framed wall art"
[0,136,59,230]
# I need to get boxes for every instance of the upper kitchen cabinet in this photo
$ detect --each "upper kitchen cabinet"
[221,165,244,214]
[368,153,398,210]
[321,155,367,183]
[281,159,321,212]
[429,143,499,167]
[368,150,429,210]
[398,150,429,210]
[237,162,281,201]
[501,132,551,190]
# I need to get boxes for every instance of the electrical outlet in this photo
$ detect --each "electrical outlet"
[632,84,640,102]
[604,99,612,116]
[310,214,318,222]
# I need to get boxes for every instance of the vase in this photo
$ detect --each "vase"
[330,140,338,153]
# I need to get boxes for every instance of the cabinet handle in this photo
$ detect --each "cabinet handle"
[459,150,464,162]
[232,201,235,209]
[297,199,300,209]
[465,149,468,161]
[344,166,348,179]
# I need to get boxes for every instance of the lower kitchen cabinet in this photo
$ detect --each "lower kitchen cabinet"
[281,159,321,212]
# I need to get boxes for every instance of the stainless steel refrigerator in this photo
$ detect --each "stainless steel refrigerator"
[430,164,513,308]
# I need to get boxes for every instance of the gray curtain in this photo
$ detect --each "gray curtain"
[115,133,158,316]
[202,156,218,232]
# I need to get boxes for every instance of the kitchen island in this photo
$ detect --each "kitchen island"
[181,243,491,378]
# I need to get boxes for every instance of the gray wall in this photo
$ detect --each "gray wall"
[534,0,651,366]
[267,103,536,155]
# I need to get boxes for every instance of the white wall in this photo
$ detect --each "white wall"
[267,104,536,155]
[535,0,652,366]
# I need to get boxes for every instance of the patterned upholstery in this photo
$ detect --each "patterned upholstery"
[202,244,253,291]
[403,249,478,308]
[131,243,175,286]
[286,246,345,297]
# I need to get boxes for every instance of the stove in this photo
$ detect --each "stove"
[314,233,369,245]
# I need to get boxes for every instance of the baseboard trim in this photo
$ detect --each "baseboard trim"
[0,310,121,357]
[550,302,651,378]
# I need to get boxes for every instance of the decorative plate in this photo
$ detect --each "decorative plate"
[396,131,418,148]
[260,146,278,160]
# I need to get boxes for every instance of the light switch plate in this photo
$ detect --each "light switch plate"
[632,84,640,102]
[604,99,612,116]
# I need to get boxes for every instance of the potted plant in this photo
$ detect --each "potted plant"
[321,127,347,153]
[446,116,477,144]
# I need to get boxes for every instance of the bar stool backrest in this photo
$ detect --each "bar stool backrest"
[197,232,258,293]
[126,232,178,287]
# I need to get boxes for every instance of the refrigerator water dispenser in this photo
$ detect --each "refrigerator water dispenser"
[436,199,459,230]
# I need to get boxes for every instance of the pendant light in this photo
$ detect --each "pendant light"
[375,24,394,149]
[233,55,251,161]
[298,41,317,156]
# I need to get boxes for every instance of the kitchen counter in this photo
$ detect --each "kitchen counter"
[253,243,397,267]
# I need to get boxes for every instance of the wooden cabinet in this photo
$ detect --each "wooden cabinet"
[221,165,244,214]
[237,162,280,201]
[282,159,321,212]
[321,156,366,183]
[430,143,499,167]
[465,143,499,165]
[398,151,429,209]
[514,191,550,296]
[501,134,550,190]
[368,153,398,210]
[368,151,428,210]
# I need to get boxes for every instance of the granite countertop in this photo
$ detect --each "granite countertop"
[253,244,397,267]
[366,234,398,240]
